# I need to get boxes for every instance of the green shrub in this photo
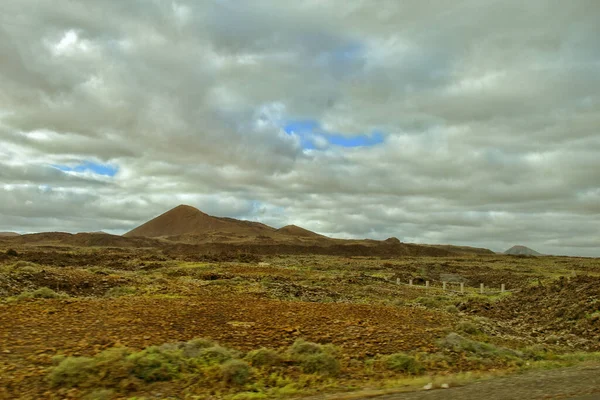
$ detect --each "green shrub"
[287,340,340,376]
[445,305,459,314]
[13,260,39,268]
[289,339,323,356]
[128,346,183,382]
[48,338,250,392]
[195,345,236,365]
[93,347,134,383]
[299,353,340,376]
[456,320,481,335]
[414,296,439,308]
[221,360,252,385]
[384,353,424,375]
[5,248,18,257]
[587,311,600,322]
[245,348,282,367]
[439,333,520,360]
[83,389,114,400]
[17,287,66,300]
[523,344,551,361]
[440,333,495,355]
[414,296,450,309]
[421,352,452,368]
[49,356,97,387]
[181,338,216,358]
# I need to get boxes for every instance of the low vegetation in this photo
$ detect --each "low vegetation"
[1,247,600,399]
[48,338,342,398]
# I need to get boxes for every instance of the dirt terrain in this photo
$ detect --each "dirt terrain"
[0,239,599,399]
[0,289,449,399]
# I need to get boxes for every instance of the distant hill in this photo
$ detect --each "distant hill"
[431,244,496,255]
[276,224,324,238]
[121,205,497,256]
[124,205,280,238]
[504,245,542,256]
[1,232,160,247]
[2,204,498,257]
[0,232,20,237]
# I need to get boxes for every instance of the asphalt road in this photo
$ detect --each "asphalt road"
[303,363,600,400]
[367,364,600,400]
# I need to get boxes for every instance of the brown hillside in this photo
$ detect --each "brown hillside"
[0,232,162,248]
[0,232,19,237]
[276,224,324,238]
[124,205,276,238]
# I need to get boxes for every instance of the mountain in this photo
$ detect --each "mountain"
[276,224,324,238]
[0,232,20,237]
[0,205,498,257]
[123,204,277,238]
[504,245,542,256]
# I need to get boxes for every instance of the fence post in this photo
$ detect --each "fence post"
[460,282,464,293]
[425,281,430,289]
[442,282,447,291]
[480,283,484,294]
[409,279,413,286]
[501,283,505,293]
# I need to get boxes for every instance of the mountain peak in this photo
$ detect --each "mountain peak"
[504,245,542,256]
[172,204,203,213]
[124,205,272,238]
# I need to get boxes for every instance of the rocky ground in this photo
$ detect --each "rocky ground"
[0,247,599,399]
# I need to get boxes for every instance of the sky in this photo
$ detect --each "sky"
[0,1,599,256]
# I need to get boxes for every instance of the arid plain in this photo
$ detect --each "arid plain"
[1,206,599,399]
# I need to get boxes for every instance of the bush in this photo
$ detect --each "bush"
[523,344,551,361]
[49,356,97,387]
[83,389,114,400]
[128,346,183,382]
[181,338,216,358]
[299,353,340,376]
[288,340,340,376]
[221,360,252,385]
[9,261,40,272]
[445,305,459,314]
[47,337,342,395]
[17,287,66,300]
[195,345,236,365]
[385,353,424,375]
[456,320,481,335]
[6,248,18,257]
[245,348,282,367]
[439,333,520,360]
[414,296,450,309]
[289,339,327,356]
[440,333,494,355]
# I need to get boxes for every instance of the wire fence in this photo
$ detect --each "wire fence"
[386,276,523,296]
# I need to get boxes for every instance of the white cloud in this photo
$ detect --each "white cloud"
[0,0,599,256]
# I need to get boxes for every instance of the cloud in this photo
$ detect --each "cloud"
[0,0,599,256]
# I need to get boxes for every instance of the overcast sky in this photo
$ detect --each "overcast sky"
[1,1,599,256]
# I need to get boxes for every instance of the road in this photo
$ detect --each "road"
[304,363,600,400]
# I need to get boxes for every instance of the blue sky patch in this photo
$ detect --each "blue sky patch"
[52,161,118,177]
[327,132,384,147]
[284,119,384,150]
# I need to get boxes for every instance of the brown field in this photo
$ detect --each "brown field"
[0,240,599,399]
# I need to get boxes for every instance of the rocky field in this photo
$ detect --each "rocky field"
[0,245,599,399]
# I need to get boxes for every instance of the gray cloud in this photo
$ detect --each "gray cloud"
[0,0,599,256]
